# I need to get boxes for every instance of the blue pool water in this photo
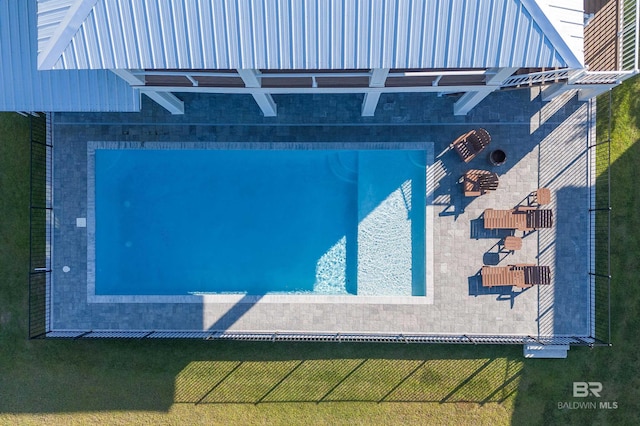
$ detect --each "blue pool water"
[95,149,427,296]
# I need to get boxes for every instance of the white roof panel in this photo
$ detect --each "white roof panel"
[1,0,138,112]
[38,0,584,71]
[527,0,584,67]
[37,0,75,53]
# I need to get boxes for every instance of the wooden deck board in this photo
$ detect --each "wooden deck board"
[584,0,619,71]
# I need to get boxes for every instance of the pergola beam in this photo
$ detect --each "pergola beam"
[250,93,278,117]
[112,69,184,114]
[237,69,278,117]
[453,67,518,115]
[361,68,390,116]
[453,89,494,116]
[361,93,382,116]
[140,90,185,115]
[132,84,498,94]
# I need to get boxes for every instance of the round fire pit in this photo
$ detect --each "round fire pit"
[489,149,506,166]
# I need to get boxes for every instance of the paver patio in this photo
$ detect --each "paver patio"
[51,87,590,338]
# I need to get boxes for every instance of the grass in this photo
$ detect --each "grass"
[1,75,640,425]
[510,76,640,425]
[0,113,30,344]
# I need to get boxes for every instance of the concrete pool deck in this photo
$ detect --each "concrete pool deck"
[51,88,591,338]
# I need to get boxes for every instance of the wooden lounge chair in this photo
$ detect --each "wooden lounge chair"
[450,128,491,163]
[481,265,551,288]
[483,208,553,231]
[461,169,499,197]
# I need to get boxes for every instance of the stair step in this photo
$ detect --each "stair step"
[523,344,570,359]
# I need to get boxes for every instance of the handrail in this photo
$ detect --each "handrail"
[36,331,605,345]
[637,0,639,70]
[500,69,571,87]
[571,70,636,84]
[621,0,639,71]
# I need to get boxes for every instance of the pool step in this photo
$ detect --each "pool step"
[327,152,357,184]
[356,151,420,296]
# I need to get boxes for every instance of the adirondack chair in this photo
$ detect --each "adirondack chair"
[462,169,499,197]
[450,128,491,162]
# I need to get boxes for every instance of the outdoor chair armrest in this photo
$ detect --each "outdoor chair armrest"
[515,205,537,212]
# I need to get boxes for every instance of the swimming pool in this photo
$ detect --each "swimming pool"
[94,148,428,297]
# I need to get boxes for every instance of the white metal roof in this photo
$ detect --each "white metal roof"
[523,0,584,68]
[1,0,139,112]
[37,0,584,71]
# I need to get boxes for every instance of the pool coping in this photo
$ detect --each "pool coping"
[86,141,434,305]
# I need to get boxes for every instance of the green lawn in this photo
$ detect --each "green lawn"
[1,75,639,425]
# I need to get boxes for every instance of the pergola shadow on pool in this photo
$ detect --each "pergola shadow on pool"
[28,89,611,348]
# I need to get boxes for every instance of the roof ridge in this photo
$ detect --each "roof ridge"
[37,0,98,70]
[520,0,584,68]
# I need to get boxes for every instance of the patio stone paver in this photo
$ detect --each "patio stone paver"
[51,87,591,338]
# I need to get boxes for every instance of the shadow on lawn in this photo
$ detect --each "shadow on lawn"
[0,341,529,411]
[171,344,525,405]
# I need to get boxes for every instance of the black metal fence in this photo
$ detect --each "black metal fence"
[27,102,612,347]
[28,113,52,338]
[587,91,613,346]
